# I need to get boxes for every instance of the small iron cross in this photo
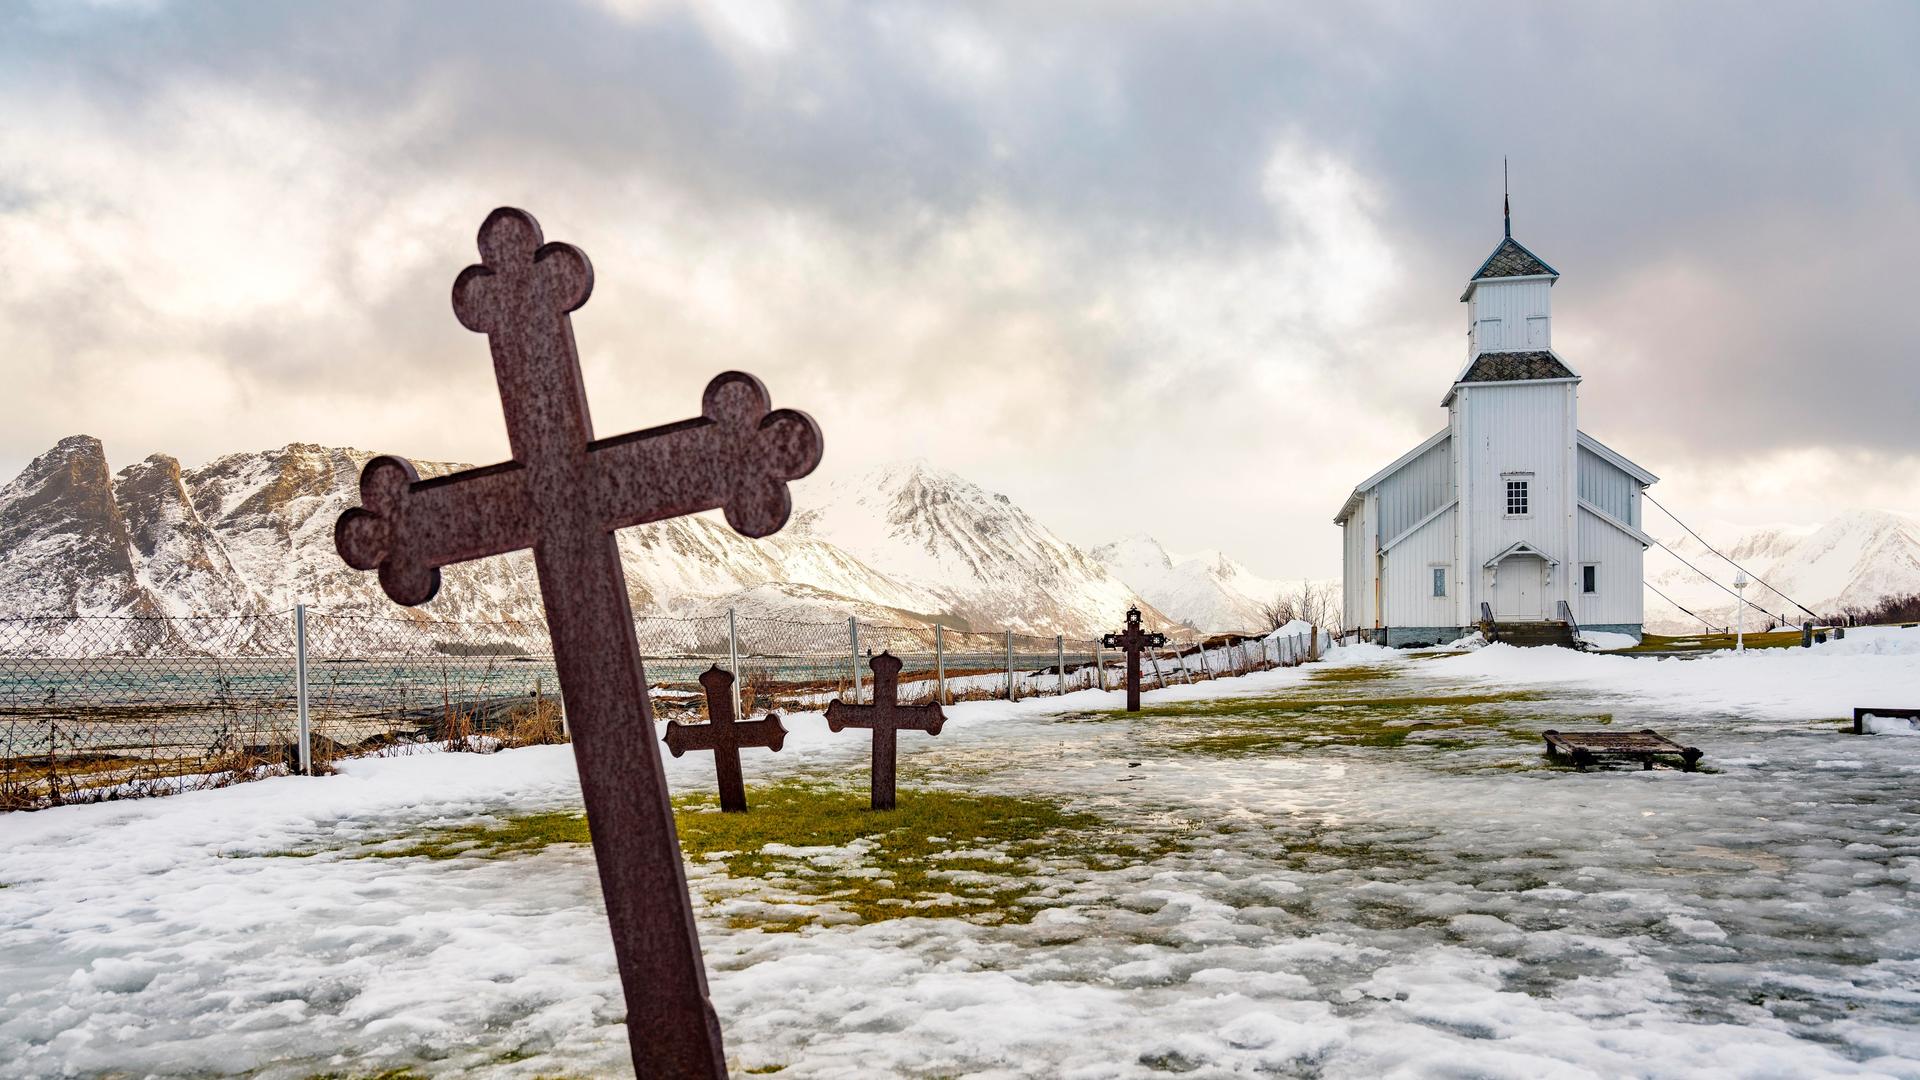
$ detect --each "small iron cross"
[1102,607,1166,712]
[665,665,786,812]
[824,651,944,810]
[335,208,821,1079]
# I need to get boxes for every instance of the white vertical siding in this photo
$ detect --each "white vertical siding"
[1466,279,1552,356]
[1381,505,1458,629]
[1375,439,1453,544]
[1576,507,1646,627]
[1454,382,1578,612]
[1577,446,1637,522]
[1342,513,1367,630]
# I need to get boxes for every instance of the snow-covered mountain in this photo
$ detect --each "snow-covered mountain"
[1645,509,1920,632]
[790,461,1172,635]
[1090,536,1288,632]
[0,437,1182,645]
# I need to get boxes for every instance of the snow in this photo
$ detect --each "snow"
[1646,509,1920,634]
[4,645,1920,1077]
[1577,629,1639,651]
[1091,535,1292,633]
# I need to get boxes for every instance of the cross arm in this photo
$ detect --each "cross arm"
[589,372,822,539]
[667,715,788,756]
[335,456,535,606]
[823,700,867,732]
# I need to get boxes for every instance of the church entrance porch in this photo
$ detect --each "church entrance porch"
[1485,542,1558,622]
[1492,557,1545,619]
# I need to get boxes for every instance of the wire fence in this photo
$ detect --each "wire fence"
[0,609,1327,811]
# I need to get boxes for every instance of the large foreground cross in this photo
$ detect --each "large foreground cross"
[666,665,786,812]
[335,208,822,1079]
[824,651,944,810]
[1102,607,1166,712]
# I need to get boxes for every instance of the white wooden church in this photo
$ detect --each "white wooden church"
[1335,211,1658,646]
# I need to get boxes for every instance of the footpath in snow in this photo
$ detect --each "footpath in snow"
[2,635,1918,1078]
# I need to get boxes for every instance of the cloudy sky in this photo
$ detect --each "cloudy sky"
[2,1,1915,578]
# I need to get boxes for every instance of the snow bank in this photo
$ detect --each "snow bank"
[1436,640,1920,721]
[1578,629,1639,651]
[1811,623,1920,655]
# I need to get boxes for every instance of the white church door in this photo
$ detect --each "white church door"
[1493,557,1547,620]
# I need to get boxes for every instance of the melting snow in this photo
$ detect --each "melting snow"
[2,644,1918,1078]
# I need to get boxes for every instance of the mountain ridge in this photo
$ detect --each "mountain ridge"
[0,436,1191,643]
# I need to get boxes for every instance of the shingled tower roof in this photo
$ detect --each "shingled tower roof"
[1460,236,1558,301]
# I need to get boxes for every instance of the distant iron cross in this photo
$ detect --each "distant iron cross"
[824,651,944,810]
[665,665,786,812]
[1103,607,1166,712]
[334,208,821,1080]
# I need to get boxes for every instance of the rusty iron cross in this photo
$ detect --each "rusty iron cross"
[665,665,786,812]
[1102,607,1166,712]
[335,208,821,1080]
[824,651,944,810]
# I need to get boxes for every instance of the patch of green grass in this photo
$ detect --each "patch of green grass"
[1126,690,1547,721]
[330,781,1179,932]
[306,1070,429,1080]
[1304,664,1401,684]
[357,812,590,861]
[675,781,1176,929]
[1130,688,1561,759]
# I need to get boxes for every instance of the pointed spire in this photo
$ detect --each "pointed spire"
[1503,157,1511,238]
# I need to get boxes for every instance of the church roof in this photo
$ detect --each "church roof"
[1458,350,1575,384]
[1460,236,1558,300]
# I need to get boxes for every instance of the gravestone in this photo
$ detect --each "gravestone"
[334,207,822,1079]
[1102,607,1166,712]
[824,651,944,810]
[665,665,786,811]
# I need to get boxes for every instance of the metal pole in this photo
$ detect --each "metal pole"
[935,625,948,705]
[1733,573,1748,653]
[294,603,311,775]
[849,616,863,703]
[1055,635,1066,696]
[727,607,743,718]
[1005,630,1016,701]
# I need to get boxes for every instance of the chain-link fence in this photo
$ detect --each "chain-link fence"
[0,609,1325,810]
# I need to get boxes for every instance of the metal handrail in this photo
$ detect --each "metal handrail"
[1556,599,1585,650]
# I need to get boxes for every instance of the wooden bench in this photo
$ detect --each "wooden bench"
[1543,729,1703,771]
[1853,708,1920,735]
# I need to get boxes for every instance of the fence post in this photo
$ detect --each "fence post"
[1175,645,1194,683]
[1093,637,1106,691]
[1005,630,1016,700]
[727,607,742,720]
[1195,640,1212,679]
[935,625,948,705]
[1148,647,1168,689]
[1055,635,1066,696]
[849,616,863,703]
[294,603,311,776]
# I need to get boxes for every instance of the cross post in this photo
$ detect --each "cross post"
[335,208,822,1079]
[824,651,944,810]
[665,665,786,812]
[1102,607,1166,712]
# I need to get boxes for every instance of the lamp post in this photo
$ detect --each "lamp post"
[1733,571,1749,653]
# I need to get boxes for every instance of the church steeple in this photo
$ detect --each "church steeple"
[1458,185,1564,364]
